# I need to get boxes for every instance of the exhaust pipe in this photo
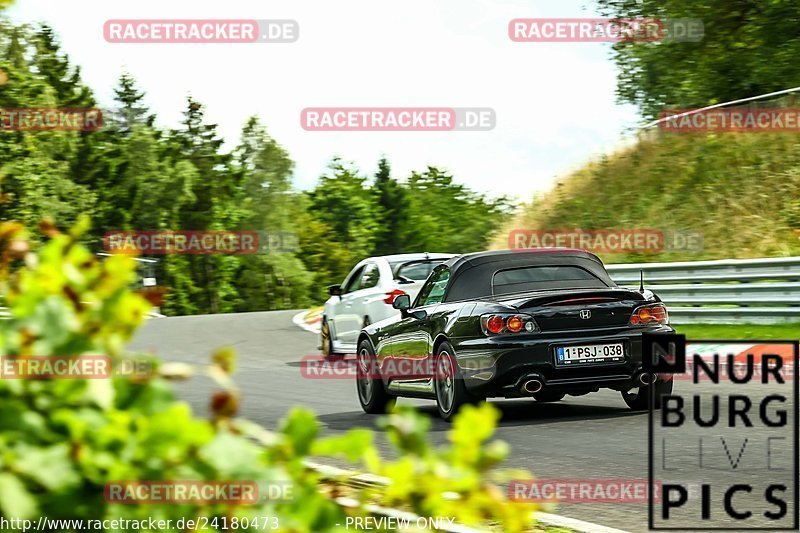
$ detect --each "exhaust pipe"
[638,372,656,386]
[522,379,543,394]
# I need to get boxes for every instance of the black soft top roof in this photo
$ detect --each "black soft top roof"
[442,249,616,302]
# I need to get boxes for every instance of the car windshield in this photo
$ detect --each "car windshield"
[492,265,607,295]
[389,259,445,281]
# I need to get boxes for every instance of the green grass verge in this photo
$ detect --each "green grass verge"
[674,323,800,341]
[497,131,800,262]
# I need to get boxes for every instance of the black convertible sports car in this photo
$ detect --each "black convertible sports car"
[355,249,675,420]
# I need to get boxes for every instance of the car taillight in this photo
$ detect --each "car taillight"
[506,315,524,333]
[487,315,505,333]
[481,313,538,335]
[384,289,407,305]
[630,303,669,325]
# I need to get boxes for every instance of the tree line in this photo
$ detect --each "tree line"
[597,0,800,120]
[0,21,512,315]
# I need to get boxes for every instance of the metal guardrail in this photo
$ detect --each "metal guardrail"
[4,257,799,325]
[607,257,800,324]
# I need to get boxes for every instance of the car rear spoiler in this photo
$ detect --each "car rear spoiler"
[522,288,648,308]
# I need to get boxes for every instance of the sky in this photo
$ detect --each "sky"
[7,0,642,201]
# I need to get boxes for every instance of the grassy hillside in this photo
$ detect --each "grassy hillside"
[497,131,800,263]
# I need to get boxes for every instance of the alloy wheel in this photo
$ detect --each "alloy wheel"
[435,351,455,414]
[357,347,374,404]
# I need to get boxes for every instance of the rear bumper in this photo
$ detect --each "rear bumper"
[451,325,674,397]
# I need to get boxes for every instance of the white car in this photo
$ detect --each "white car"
[321,253,454,359]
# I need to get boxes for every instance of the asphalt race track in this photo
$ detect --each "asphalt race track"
[128,311,797,533]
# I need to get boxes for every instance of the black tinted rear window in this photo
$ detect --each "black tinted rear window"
[492,265,607,295]
[390,260,445,281]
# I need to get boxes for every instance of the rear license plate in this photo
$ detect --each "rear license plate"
[556,343,624,365]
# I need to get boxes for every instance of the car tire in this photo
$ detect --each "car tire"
[622,377,674,410]
[356,340,396,414]
[533,391,565,403]
[434,342,481,422]
[321,318,343,362]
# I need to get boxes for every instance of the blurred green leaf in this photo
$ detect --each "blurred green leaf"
[11,444,80,491]
[312,429,375,462]
[279,408,319,456]
[0,473,39,519]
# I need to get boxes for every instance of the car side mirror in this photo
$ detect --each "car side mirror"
[392,294,411,310]
[328,284,342,298]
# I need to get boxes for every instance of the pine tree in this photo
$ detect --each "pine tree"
[31,24,93,106]
[0,22,96,229]
[171,97,235,313]
[113,73,154,133]
[373,157,408,255]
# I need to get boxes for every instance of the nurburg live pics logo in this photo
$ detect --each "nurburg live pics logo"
[644,333,799,530]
